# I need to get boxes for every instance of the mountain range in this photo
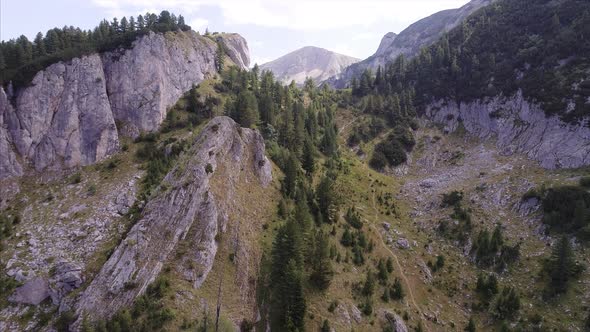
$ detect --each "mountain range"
[0,0,589,331]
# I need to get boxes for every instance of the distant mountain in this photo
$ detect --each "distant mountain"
[259,46,360,85]
[327,0,494,87]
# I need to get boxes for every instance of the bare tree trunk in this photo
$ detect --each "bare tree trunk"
[215,273,223,332]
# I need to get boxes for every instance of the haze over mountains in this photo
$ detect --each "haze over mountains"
[259,46,359,85]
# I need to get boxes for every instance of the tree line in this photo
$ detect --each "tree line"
[0,10,191,87]
[350,0,590,125]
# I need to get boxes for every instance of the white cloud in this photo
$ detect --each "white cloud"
[91,0,469,31]
[189,18,209,32]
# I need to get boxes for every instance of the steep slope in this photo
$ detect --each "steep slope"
[260,46,359,85]
[0,30,249,179]
[75,116,271,323]
[353,0,590,169]
[328,0,494,87]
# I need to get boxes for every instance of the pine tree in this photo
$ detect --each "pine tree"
[391,278,404,300]
[234,90,259,128]
[546,236,579,295]
[33,32,46,57]
[128,16,136,31]
[310,231,334,290]
[386,257,394,273]
[493,286,520,319]
[316,175,339,223]
[464,317,476,332]
[270,221,306,332]
[282,153,299,198]
[215,41,225,72]
[362,270,375,296]
[341,228,353,247]
[120,16,129,33]
[301,135,315,176]
[0,50,6,72]
[137,15,145,29]
[321,320,330,332]
[377,259,389,283]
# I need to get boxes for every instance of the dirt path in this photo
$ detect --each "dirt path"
[369,177,431,332]
[338,118,357,135]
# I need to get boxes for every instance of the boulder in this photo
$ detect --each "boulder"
[382,310,408,332]
[49,261,83,304]
[350,304,362,324]
[9,277,50,305]
[397,238,411,249]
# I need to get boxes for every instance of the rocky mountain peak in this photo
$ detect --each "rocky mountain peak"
[260,46,360,85]
[375,32,398,56]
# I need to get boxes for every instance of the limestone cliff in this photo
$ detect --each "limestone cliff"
[74,116,271,322]
[0,31,250,179]
[425,91,590,169]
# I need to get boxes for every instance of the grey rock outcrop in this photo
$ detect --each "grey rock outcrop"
[382,310,408,332]
[9,277,50,305]
[261,46,360,85]
[0,30,250,179]
[217,33,251,70]
[327,0,494,87]
[49,261,84,304]
[75,116,271,322]
[0,89,22,179]
[103,31,218,134]
[6,55,119,173]
[425,91,590,169]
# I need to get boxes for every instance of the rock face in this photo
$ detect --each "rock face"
[103,31,217,134]
[260,46,360,85]
[382,310,408,332]
[425,91,590,169]
[6,55,119,173]
[328,0,494,87]
[75,116,271,322]
[0,89,22,179]
[217,33,251,70]
[0,30,250,179]
[9,277,50,305]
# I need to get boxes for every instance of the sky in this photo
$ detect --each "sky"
[0,0,469,66]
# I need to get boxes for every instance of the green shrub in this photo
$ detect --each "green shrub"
[580,176,590,188]
[70,172,82,184]
[87,184,97,196]
[542,186,590,233]
[441,191,463,207]
[205,163,214,174]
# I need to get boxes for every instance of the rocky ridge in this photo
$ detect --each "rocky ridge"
[0,30,250,180]
[327,0,494,88]
[74,116,271,322]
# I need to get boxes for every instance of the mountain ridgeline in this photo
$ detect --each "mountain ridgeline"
[1,1,590,332]
[351,0,590,168]
[327,0,495,88]
[259,46,359,85]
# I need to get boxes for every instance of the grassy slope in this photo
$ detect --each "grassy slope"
[325,107,590,331]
